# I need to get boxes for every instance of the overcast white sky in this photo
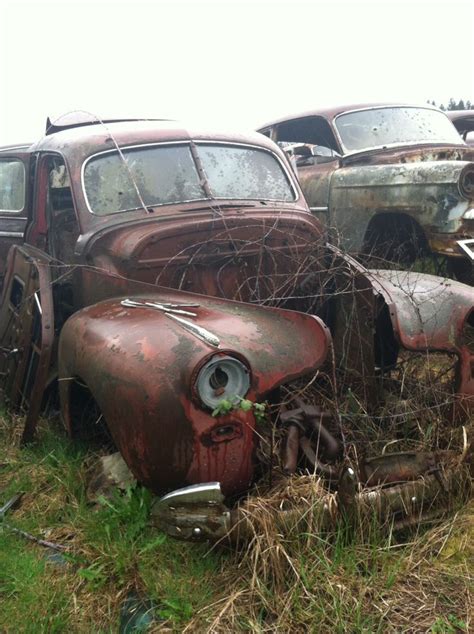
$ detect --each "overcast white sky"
[0,0,473,144]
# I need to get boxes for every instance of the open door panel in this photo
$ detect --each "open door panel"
[0,245,55,442]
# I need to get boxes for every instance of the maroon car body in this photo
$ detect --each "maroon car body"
[0,117,472,503]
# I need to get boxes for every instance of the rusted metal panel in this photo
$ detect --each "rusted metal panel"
[329,160,474,251]
[367,269,474,414]
[320,247,474,415]
[77,210,323,301]
[0,245,55,442]
[58,284,330,495]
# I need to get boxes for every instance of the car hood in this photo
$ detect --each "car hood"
[80,207,324,303]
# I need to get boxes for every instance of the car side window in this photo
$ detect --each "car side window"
[275,116,340,155]
[0,159,25,212]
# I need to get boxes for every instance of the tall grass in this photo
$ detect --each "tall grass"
[0,410,472,632]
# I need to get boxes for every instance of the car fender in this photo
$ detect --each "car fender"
[58,290,330,495]
[329,161,473,252]
[367,269,474,410]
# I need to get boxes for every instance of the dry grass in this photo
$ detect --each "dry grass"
[182,496,474,633]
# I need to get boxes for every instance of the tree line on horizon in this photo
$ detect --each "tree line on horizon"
[428,98,473,111]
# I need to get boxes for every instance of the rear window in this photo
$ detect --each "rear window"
[83,143,295,215]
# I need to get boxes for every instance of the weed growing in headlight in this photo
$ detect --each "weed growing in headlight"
[212,397,267,422]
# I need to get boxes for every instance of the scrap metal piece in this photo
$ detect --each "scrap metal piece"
[0,493,24,518]
[359,451,443,487]
[458,238,474,260]
[283,424,300,474]
[280,399,342,476]
[119,591,157,634]
[151,482,231,540]
[87,452,137,502]
[299,436,339,480]
[0,492,67,552]
[153,451,471,543]
[60,291,330,496]
[2,524,69,552]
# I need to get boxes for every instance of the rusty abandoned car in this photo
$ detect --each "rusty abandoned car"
[0,116,472,541]
[258,104,474,283]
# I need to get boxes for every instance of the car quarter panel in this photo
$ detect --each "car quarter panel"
[326,160,474,253]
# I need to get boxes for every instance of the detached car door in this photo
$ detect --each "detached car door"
[0,244,55,442]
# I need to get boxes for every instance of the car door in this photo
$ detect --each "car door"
[0,243,55,443]
[0,152,30,283]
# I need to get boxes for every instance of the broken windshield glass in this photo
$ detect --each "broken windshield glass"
[83,143,295,214]
[83,145,204,214]
[335,107,463,153]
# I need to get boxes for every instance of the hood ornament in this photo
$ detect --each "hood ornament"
[121,298,220,348]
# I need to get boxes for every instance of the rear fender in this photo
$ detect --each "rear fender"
[366,268,474,414]
[327,246,474,415]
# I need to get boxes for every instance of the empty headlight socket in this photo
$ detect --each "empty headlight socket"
[191,351,252,411]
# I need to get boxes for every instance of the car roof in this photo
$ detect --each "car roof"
[0,120,278,162]
[0,143,34,153]
[258,103,441,130]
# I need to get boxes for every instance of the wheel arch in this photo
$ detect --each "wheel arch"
[61,374,113,445]
[362,211,430,263]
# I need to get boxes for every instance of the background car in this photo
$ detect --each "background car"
[258,104,474,282]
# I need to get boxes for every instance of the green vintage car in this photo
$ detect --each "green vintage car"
[259,104,474,282]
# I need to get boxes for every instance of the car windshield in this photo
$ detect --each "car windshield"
[83,143,295,214]
[335,107,463,153]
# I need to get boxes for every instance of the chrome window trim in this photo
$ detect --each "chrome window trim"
[0,145,30,153]
[333,105,464,156]
[0,159,26,213]
[81,140,299,215]
[0,231,24,238]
